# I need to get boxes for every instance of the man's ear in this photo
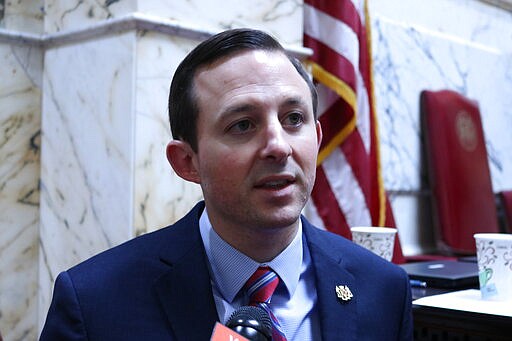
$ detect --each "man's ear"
[316,120,323,149]
[166,140,201,184]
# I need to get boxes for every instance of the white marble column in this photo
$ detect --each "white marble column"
[3,1,306,339]
[0,42,42,341]
[0,1,304,339]
[0,1,44,340]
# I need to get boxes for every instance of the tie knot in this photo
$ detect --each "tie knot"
[244,266,279,304]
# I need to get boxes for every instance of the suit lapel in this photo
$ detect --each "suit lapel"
[304,221,359,341]
[153,203,219,340]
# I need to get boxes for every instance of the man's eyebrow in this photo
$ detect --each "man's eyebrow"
[220,96,310,117]
[281,97,310,109]
[221,103,257,116]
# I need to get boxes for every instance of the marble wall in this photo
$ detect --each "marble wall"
[133,32,204,235]
[0,0,511,339]
[39,31,137,324]
[1,1,304,340]
[1,0,44,33]
[1,3,44,338]
[0,42,42,341]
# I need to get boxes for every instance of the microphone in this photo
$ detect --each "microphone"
[226,306,272,341]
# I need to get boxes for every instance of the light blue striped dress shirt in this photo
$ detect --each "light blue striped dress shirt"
[199,209,321,340]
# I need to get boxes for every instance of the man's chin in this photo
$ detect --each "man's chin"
[253,210,302,231]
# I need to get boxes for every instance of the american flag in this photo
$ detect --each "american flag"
[303,0,404,262]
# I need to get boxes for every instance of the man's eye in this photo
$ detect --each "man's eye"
[228,120,254,134]
[283,112,304,126]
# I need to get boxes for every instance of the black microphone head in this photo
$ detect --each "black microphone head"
[226,306,272,341]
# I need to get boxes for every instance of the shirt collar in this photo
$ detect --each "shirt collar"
[199,208,303,303]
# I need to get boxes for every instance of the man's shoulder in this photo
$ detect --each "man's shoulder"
[302,217,406,277]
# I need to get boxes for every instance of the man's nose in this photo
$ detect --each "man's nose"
[258,120,292,162]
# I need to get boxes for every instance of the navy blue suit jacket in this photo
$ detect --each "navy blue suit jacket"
[40,202,412,340]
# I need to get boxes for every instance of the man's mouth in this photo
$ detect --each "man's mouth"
[259,179,293,189]
[255,175,295,189]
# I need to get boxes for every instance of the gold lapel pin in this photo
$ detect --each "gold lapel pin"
[336,285,353,302]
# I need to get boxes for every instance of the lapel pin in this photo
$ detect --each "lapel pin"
[336,285,353,302]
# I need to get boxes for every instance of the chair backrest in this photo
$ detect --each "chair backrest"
[420,90,499,254]
[499,190,512,232]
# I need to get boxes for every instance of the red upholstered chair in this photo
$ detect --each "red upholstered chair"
[420,90,500,255]
[499,190,512,233]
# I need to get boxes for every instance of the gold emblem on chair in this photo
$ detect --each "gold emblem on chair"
[336,285,353,302]
[455,110,478,152]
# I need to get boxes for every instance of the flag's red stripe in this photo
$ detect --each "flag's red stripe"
[340,128,381,224]
[306,0,371,103]
[358,28,371,104]
[352,4,383,225]
[304,0,361,36]
[318,98,354,151]
[305,1,394,254]
[305,0,369,82]
[340,130,373,217]
[303,35,357,91]
[311,167,351,239]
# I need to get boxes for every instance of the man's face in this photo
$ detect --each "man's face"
[191,50,322,235]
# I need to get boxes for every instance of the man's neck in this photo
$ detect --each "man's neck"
[208,218,300,263]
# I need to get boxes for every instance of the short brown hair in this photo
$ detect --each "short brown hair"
[168,28,318,151]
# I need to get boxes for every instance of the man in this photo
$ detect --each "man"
[41,28,412,340]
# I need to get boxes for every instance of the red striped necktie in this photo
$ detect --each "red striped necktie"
[244,266,288,341]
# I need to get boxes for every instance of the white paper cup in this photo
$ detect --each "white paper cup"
[474,233,512,302]
[351,227,397,261]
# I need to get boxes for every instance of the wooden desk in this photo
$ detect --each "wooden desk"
[412,288,512,341]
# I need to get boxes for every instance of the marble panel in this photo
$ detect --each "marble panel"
[372,15,512,192]
[44,0,136,34]
[137,0,303,45]
[0,43,42,341]
[39,31,136,327]
[134,31,203,235]
[370,0,512,53]
[388,194,437,256]
[1,0,44,33]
